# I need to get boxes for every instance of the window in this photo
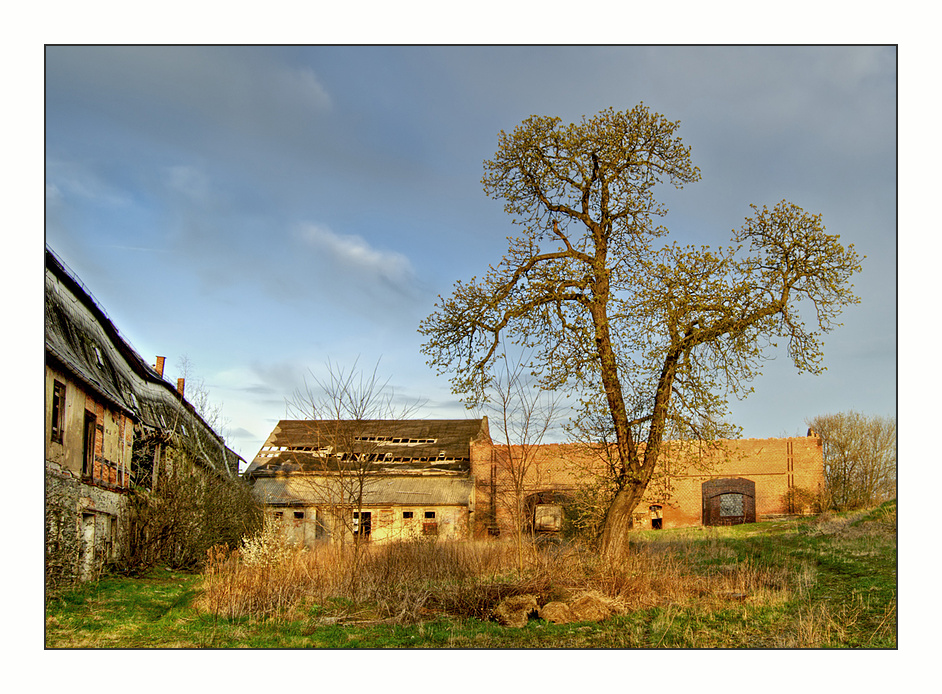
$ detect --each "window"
[353,511,372,537]
[51,381,66,444]
[720,493,744,517]
[424,511,436,519]
[402,511,414,519]
[82,410,97,478]
[534,504,563,532]
[294,511,305,520]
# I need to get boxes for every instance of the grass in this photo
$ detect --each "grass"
[45,501,896,648]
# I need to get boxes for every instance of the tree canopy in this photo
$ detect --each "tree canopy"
[419,105,862,556]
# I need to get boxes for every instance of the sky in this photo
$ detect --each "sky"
[44,45,897,464]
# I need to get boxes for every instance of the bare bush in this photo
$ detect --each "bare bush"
[125,440,262,573]
[808,412,896,511]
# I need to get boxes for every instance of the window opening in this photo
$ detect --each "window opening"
[648,504,663,530]
[294,511,305,520]
[51,381,66,443]
[402,511,414,519]
[424,511,436,519]
[353,511,372,537]
[719,493,744,517]
[82,410,97,478]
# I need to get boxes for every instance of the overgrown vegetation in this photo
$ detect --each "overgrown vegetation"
[46,502,895,648]
[808,411,897,511]
[124,437,262,574]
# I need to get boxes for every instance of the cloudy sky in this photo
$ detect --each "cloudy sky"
[44,46,896,463]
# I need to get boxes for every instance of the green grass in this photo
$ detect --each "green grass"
[45,502,896,648]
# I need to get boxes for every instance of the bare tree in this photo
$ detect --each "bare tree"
[808,412,896,511]
[285,359,423,592]
[176,355,229,441]
[481,350,560,573]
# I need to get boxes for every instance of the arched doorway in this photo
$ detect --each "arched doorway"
[701,478,756,526]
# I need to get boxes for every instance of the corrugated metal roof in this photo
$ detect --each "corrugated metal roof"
[252,475,474,507]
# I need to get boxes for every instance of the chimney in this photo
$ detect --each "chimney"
[155,356,166,378]
[177,378,185,396]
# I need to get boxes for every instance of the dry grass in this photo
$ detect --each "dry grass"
[196,523,805,626]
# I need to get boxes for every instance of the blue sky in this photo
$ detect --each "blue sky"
[44,46,897,463]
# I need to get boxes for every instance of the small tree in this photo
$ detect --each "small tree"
[285,359,423,593]
[420,105,862,558]
[481,350,560,573]
[808,412,896,511]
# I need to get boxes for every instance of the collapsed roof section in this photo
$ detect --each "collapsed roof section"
[44,246,242,478]
[245,418,491,478]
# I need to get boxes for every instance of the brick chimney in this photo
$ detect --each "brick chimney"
[177,378,185,396]
[155,356,165,378]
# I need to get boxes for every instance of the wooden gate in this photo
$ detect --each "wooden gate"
[702,478,756,526]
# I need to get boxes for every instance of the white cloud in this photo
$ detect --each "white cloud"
[274,65,333,113]
[45,159,128,207]
[296,222,416,287]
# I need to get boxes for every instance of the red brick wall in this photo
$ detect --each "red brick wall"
[471,435,824,535]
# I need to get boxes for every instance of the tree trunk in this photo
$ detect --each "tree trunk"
[599,486,640,558]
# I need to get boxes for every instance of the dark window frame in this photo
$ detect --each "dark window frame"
[51,380,66,444]
[82,409,97,478]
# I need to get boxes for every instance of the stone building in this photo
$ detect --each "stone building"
[44,247,243,583]
[244,419,492,545]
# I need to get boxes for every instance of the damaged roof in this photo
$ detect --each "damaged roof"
[45,247,242,478]
[244,419,490,478]
[252,475,475,508]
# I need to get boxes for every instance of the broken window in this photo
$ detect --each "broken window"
[51,380,66,444]
[353,511,372,537]
[82,410,97,478]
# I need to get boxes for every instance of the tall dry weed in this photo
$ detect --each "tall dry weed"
[197,531,807,624]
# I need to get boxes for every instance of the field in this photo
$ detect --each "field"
[44,501,896,649]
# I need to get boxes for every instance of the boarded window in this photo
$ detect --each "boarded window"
[51,381,66,443]
[720,493,744,517]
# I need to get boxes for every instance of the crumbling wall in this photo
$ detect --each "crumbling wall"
[474,435,824,536]
[45,461,127,586]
